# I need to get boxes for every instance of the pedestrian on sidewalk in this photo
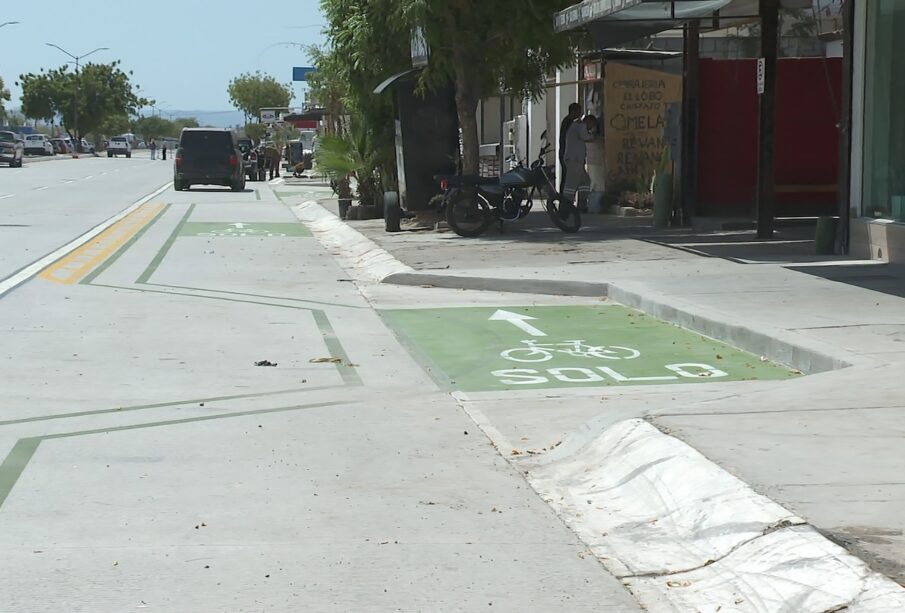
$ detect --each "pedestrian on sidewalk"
[559,102,582,194]
[161,142,167,161]
[562,114,597,206]
[149,138,157,160]
[266,143,280,180]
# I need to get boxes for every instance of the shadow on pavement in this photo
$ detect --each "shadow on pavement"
[788,262,905,299]
[642,227,867,265]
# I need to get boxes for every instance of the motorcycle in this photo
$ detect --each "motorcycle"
[434,134,580,237]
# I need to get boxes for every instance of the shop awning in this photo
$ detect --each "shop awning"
[555,0,813,40]
[282,108,327,122]
[373,69,421,95]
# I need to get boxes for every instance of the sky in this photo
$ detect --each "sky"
[1,0,326,114]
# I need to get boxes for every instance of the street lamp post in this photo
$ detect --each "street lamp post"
[45,43,108,156]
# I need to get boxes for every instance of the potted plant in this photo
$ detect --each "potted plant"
[314,134,355,218]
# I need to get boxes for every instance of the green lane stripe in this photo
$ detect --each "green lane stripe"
[0,385,338,427]
[89,283,361,386]
[0,401,347,510]
[136,203,195,284]
[92,282,327,312]
[0,438,41,509]
[144,281,366,310]
[255,189,261,201]
[42,400,345,441]
[312,309,363,387]
[81,203,173,285]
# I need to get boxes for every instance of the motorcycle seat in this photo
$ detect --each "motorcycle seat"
[479,183,505,196]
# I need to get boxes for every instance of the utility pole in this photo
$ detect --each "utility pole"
[755,0,779,238]
[45,44,109,156]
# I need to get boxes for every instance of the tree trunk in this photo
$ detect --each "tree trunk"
[454,64,480,176]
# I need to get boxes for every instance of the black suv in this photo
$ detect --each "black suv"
[174,128,246,192]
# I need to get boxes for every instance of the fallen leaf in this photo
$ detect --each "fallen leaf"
[666,580,691,588]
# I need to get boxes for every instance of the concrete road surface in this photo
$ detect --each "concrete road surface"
[0,160,642,611]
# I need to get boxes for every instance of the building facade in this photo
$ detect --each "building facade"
[849,0,905,261]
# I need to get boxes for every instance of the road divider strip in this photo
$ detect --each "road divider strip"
[0,181,172,299]
[39,202,166,285]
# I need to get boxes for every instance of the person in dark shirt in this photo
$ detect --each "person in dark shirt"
[559,103,582,193]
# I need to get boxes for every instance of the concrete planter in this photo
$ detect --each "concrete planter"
[338,198,352,220]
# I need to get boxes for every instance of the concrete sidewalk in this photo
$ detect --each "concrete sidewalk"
[310,196,905,589]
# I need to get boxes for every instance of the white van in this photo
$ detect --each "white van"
[107,136,132,158]
[24,134,53,156]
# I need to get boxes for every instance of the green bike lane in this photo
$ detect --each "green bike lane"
[382,304,798,393]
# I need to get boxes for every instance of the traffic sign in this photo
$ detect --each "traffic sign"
[382,305,799,392]
[293,67,315,82]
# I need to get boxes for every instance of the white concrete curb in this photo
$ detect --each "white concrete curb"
[296,197,905,610]
[292,200,413,283]
[516,418,905,612]
[289,200,858,373]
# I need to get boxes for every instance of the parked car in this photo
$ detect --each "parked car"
[107,136,131,158]
[236,137,260,182]
[50,138,70,154]
[0,131,25,167]
[24,134,53,156]
[81,139,95,154]
[174,128,246,192]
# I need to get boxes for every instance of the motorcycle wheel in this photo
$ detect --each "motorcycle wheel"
[446,189,492,238]
[546,195,581,233]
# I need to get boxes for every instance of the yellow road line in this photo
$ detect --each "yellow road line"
[39,202,166,285]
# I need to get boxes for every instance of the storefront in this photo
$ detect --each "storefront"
[850,0,905,261]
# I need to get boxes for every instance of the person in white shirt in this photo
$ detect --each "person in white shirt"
[562,115,598,205]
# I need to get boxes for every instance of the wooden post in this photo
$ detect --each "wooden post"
[756,0,779,239]
[681,21,701,225]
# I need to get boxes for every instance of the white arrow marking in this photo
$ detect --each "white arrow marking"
[489,310,547,337]
[230,223,247,229]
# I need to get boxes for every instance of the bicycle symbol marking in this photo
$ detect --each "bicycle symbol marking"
[500,339,641,363]
[196,230,287,237]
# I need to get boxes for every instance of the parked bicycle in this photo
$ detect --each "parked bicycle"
[434,132,581,237]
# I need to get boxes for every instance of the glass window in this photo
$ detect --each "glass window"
[863,1,905,220]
